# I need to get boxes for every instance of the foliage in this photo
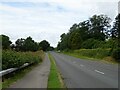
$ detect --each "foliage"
[2,50,42,70]
[89,15,111,41]
[81,38,101,49]
[73,49,110,59]
[112,48,120,62]
[0,35,12,49]
[39,40,50,51]
[57,14,119,61]
[15,37,39,52]
[23,37,39,51]
[57,33,69,50]
[48,46,54,51]
[57,14,111,50]
[111,14,120,39]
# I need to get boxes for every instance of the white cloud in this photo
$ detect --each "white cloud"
[0,0,119,47]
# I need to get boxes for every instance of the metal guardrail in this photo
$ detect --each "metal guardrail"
[0,63,29,77]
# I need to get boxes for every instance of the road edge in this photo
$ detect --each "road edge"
[48,52,66,88]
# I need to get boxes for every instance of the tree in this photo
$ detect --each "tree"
[68,29,82,49]
[89,15,111,41]
[81,38,101,49]
[111,14,120,43]
[58,33,69,50]
[111,14,120,62]
[57,14,112,51]
[15,37,39,51]
[39,40,50,51]
[48,46,54,51]
[23,37,38,51]
[1,35,12,49]
[15,38,25,51]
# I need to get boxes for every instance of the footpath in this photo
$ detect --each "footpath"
[9,53,50,88]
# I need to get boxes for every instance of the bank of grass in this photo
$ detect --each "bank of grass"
[63,49,118,64]
[2,51,45,88]
[48,53,64,88]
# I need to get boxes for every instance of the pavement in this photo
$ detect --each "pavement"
[9,53,50,88]
[50,51,118,88]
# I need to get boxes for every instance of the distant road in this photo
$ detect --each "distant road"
[50,52,118,88]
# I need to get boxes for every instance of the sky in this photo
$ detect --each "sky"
[0,0,119,47]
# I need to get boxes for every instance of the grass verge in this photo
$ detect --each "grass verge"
[48,53,65,88]
[63,52,118,64]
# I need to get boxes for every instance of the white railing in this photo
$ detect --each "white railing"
[0,63,29,77]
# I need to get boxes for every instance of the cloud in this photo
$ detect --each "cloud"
[0,0,119,47]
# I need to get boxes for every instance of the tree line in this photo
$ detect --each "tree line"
[57,14,120,62]
[1,35,54,51]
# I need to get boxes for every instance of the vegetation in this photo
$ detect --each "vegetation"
[2,50,43,70]
[48,53,64,88]
[2,50,45,88]
[39,40,50,51]
[1,34,49,88]
[0,35,12,49]
[0,35,54,52]
[57,14,120,62]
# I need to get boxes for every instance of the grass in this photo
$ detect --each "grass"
[2,51,45,89]
[48,53,64,88]
[63,51,118,64]
[63,51,101,60]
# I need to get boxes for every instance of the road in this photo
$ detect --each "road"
[50,52,118,88]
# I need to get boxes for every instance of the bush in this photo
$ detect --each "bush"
[74,48,110,59]
[81,38,101,49]
[2,50,42,70]
[112,48,120,62]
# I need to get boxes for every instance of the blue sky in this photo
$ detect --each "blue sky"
[0,0,119,47]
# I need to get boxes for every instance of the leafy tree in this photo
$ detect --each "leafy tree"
[23,37,38,51]
[15,38,25,51]
[15,37,38,51]
[39,40,50,51]
[112,14,120,44]
[111,14,120,62]
[1,35,12,49]
[89,15,111,41]
[58,33,69,50]
[48,46,54,51]
[68,29,82,49]
[81,38,101,49]
[57,14,111,50]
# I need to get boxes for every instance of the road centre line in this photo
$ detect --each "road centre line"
[73,61,76,63]
[80,64,84,67]
[94,70,105,75]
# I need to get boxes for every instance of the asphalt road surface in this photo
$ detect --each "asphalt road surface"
[50,52,118,88]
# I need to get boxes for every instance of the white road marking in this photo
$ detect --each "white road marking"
[94,70,104,75]
[73,61,76,63]
[80,64,84,67]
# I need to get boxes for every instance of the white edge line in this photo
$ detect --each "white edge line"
[94,70,105,74]
[80,64,84,67]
